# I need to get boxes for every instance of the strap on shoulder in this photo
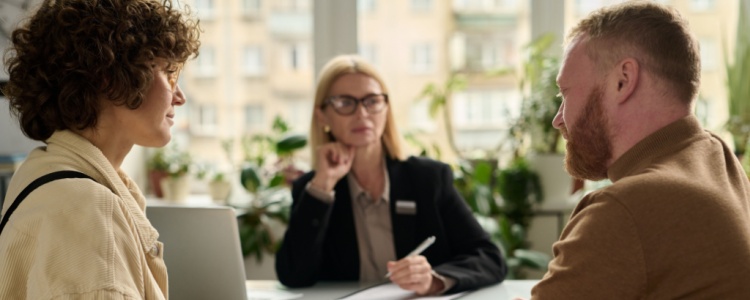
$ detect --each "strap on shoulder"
[0,171,94,236]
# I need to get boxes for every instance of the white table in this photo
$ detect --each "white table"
[246,280,538,300]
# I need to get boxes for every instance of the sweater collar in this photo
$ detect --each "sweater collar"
[607,115,704,182]
[46,130,158,250]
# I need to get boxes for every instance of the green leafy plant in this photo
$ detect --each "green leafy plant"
[517,33,563,154]
[417,73,468,157]
[147,144,193,178]
[453,158,549,279]
[724,0,750,156]
[237,116,308,262]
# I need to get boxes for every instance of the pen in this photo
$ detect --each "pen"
[384,236,436,278]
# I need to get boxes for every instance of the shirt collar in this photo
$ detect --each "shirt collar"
[346,158,391,203]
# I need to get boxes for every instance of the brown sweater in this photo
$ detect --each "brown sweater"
[532,116,750,299]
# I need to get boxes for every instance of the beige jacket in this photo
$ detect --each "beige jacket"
[0,130,168,299]
[532,116,750,299]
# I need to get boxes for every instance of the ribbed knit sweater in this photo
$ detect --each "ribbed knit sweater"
[532,116,750,299]
[0,130,168,299]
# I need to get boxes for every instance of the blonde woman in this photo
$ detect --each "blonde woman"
[276,55,506,295]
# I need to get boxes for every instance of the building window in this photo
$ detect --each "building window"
[411,0,433,12]
[411,43,434,73]
[409,99,436,132]
[694,96,709,127]
[194,0,216,20]
[480,44,499,70]
[242,45,265,76]
[574,0,621,17]
[358,0,377,13]
[283,43,309,71]
[195,46,217,77]
[286,100,311,132]
[193,104,217,135]
[245,104,265,131]
[699,37,718,71]
[281,0,310,12]
[454,0,519,11]
[690,0,715,11]
[242,0,261,16]
[452,89,521,127]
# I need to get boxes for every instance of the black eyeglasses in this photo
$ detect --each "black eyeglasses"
[323,94,389,116]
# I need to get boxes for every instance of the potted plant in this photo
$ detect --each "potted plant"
[237,116,307,262]
[513,34,580,207]
[725,0,750,165]
[208,171,232,204]
[146,148,170,198]
[155,145,193,202]
[453,158,550,279]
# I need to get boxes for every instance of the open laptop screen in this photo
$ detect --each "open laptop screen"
[146,206,247,300]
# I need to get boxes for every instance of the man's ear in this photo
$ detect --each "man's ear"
[612,58,639,104]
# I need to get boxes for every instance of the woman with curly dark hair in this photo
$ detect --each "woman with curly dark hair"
[0,0,200,298]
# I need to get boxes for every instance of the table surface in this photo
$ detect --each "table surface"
[246,280,538,300]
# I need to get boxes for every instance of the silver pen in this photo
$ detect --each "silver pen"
[384,236,436,278]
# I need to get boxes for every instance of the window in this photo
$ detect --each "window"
[280,0,310,12]
[694,96,709,127]
[699,37,718,71]
[411,43,434,73]
[454,0,519,11]
[194,0,216,20]
[286,100,311,133]
[452,89,521,150]
[192,104,217,135]
[195,46,217,77]
[411,0,433,12]
[409,99,436,132]
[242,0,261,16]
[690,0,715,11]
[358,0,377,13]
[480,44,499,70]
[452,89,521,128]
[242,45,265,76]
[245,104,265,131]
[574,0,622,17]
[283,43,309,71]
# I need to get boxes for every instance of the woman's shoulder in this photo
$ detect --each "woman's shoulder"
[398,156,450,172]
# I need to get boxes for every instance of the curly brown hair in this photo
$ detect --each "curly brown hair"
[2,0,201,141]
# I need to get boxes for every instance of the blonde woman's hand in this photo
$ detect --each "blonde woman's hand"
[387,256,443,295]
[310,142,355,193]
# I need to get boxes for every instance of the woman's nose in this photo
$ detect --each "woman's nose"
[173,84,187,106]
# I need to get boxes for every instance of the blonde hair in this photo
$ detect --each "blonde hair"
[309,55,406,165]
[567,0,700,103]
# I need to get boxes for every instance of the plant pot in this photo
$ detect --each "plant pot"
[209,180,232,204]
[528,153,575,209]
[148,170,169,198]
[161,176,190,203]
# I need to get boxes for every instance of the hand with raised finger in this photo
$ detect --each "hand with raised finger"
[309,142,355,193]
[386,255,443,295]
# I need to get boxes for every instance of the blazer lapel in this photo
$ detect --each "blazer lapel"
[387,158,417,258]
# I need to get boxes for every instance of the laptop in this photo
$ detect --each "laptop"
[146,205,248,300]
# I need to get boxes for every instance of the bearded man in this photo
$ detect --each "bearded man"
[530,1,750,299]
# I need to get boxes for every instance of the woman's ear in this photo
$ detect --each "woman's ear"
[314,108,328,129]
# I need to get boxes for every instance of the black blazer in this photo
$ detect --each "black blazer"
[275,156,506,293]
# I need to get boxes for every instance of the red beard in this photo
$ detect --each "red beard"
[560,85,613,181]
